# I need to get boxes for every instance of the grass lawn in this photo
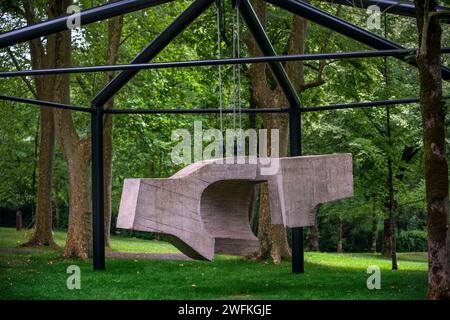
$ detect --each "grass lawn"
[0,227,428,300]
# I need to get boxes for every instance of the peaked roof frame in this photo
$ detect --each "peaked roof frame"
[0,0,449,272]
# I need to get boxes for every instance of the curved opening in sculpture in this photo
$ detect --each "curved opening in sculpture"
[200,179,261,256]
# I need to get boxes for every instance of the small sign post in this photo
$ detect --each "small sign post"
[16,211,22,231]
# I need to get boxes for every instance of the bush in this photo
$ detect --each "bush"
[397,229,428,252]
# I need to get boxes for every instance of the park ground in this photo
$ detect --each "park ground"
[0,227,428,300]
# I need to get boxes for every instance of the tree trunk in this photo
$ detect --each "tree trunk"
[249,184,260,235]
[382,147,418,258]
[43,0,93,259]
[384,23,398,267]
[22,0,58,247]
[382,217,392,257]
[257,183,291,263]
[257,106,292,262]
[63,147,92,259]
[245,0,291,263]
[307,224,320,252]
[337,217,343,253]
[103,8,123,246]
[371,200,377,253]
[25,108,56,246]
[387,132,398,269]
[256,105,291,262]
[53,0,123,257]
[307,203,320,252]
[415,0,450,300]
[54,182,60,230]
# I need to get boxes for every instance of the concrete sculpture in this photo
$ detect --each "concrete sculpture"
[117,154,353,260]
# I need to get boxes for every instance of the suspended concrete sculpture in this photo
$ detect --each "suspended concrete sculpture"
[117,154,353,260]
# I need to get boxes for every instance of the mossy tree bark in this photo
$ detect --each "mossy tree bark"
[51,0,122,258]
[38,0,93,259]
[21,0,61,247]
[414,0,450,300]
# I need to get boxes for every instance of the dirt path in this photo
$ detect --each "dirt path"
[0,247,192,261]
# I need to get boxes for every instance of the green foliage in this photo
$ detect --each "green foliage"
[0,89,37,208]
[397,230,428,252]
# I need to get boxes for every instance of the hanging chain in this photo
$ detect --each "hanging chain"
[232,5,237,130]
[236,5,242,132]
[216,1,223,134]
[216,0,243,152]
[235,5,244,155]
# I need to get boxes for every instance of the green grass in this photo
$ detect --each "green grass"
[0,227,178,254]
[0,227,428,300]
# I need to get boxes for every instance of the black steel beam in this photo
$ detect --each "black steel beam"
[320,0,449,20]
[237,0,301,107]
[265,0,450,80]
[91,107,105,271]
[0,0,173,49]
[291,227,304,272]
[0,94,92,112]
[5,48,450,78]
[301,96,423,112]
[92,0,215,107]
[288,106,304,274]
[105,107,288,114]
[104,95,449,114]
[302,95,450,112]
[3,94,448,114]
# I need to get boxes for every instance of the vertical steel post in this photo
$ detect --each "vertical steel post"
[289,105,304,273]
[89,0,214,272]
[92,106,105,271]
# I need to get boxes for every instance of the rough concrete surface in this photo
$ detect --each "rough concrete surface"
[117,154,353,260]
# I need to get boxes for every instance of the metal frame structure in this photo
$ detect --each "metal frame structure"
[320,0,449,20]
[1,48,449,78]
[0,0,449,273]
